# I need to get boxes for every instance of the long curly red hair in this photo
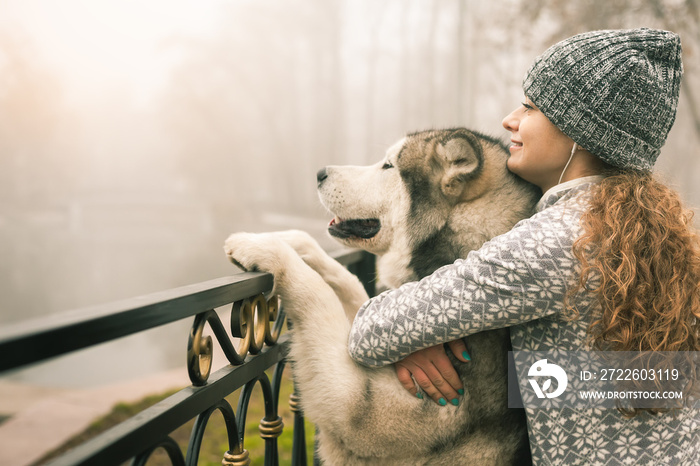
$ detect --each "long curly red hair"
[567,170,700,416]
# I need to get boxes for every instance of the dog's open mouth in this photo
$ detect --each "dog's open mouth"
[328,217,381,240]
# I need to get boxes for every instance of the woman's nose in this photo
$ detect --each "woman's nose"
[502,109,519,132]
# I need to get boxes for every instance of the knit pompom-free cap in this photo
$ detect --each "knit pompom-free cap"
[523,28,683,171]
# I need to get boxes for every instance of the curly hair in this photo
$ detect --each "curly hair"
[567,170,700,416]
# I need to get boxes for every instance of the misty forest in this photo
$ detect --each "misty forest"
[1,0,699,386]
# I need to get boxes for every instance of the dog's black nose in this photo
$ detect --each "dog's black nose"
[317,167,328,186]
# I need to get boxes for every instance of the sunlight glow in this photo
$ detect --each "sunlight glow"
[0,0,229,104]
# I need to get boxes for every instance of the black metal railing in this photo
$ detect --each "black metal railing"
[0,248,376,466]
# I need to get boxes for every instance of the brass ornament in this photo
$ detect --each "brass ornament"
[248,294,267,355]
[289,392,302,414]
[188,294,283,385]
[258,416,284,439]
[231,299,254,357]
[264,296,281,345]
[187,312,214,385]
[222,448,250,466]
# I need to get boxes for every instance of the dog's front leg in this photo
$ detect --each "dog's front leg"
[225,233,450,463]
[224,232,368,412]
[264,230,371,321]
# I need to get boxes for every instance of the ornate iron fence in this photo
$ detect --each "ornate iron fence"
[0,248,376,466]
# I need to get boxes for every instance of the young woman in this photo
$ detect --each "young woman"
[347,28,700,463]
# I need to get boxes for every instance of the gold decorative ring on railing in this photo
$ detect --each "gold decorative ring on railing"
[187,311,215,384]
[230,299,254,357]
[187,307,251,385]
[259,415,284,439]
[264,296,281,346]
[222,448,250,466]
[230,294,281,356]
[249,295,267,355]
[289,392,302,414]
[188,294,283,385]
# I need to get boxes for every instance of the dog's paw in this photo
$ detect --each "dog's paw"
[224,232,293,276]
[270,230,326,261]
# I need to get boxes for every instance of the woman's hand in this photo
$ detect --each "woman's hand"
[394,339,470,406]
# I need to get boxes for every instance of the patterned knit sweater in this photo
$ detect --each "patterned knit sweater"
[348,176,700,465]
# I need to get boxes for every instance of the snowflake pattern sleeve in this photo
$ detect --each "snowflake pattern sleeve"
[347,181,592,367]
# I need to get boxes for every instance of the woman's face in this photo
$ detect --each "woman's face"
[501,98,576,192]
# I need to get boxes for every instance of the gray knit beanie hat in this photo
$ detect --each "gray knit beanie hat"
[523,28,683,171]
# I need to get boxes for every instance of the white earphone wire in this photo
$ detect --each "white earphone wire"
[558,142,578,185]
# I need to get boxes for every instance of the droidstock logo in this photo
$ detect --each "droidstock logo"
[528,359,568,399]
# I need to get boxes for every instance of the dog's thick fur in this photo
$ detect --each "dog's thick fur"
[225,128,540,465]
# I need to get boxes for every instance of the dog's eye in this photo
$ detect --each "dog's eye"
[382,162,394,170]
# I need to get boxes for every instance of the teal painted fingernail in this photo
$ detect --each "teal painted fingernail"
[416,392,423,399]
[457,388,464,396]
[462,351,471,361]
[451,398,459,406]
[438,398,447,406]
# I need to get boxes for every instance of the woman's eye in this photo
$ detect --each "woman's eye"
[521,102,534,111]
[382,162,394,170]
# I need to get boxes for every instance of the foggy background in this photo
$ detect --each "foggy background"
[1,0,699,388]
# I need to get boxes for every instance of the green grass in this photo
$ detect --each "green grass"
[35,366,315,466]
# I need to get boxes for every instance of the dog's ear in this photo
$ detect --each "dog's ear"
[436,133,483,200]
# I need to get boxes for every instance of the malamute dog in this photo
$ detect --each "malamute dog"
[225,128,539,465]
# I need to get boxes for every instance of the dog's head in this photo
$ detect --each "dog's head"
[317,128,504,256]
